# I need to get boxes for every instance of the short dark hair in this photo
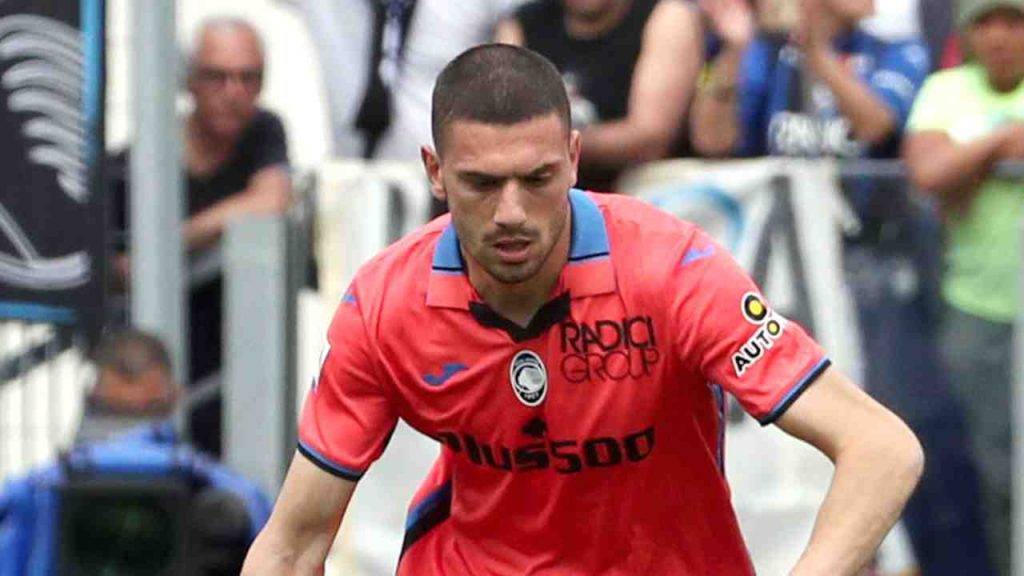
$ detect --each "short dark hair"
[92,328,172,378]
[431,43,571,153]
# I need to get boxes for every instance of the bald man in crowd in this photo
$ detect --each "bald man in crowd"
[111,16,292,457]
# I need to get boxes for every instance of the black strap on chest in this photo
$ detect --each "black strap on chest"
[468,292,572,342]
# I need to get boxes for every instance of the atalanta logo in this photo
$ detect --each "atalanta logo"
[510,350,547,407]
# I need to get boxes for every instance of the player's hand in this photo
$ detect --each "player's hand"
[699,0,755,48]
[997,121,1024,160]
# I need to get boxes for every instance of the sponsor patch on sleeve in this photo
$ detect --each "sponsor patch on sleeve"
[732,292,787,377]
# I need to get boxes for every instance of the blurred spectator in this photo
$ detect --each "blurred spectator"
[300,0,525,160]
[855,0,953,68]
[859,0,920,40]
[695,3,995,575]
[856,0,955,69]
[691,0,928,159]
[109,16,292,457]
[0,328,271,575]
[495,0,702,191]
[918,0,958,66]
[903,1,1024,572]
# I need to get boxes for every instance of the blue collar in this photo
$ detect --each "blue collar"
[427,189,616,309]
[431,188,610,269]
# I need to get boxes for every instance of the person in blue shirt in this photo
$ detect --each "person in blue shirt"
[0,328,272,576]
[691,0,930,159]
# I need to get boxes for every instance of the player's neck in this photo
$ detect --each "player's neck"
[469,221,571,328]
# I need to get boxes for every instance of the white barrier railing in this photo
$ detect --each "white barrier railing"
[0,323,86,482]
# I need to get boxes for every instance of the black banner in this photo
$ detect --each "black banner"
[0,0,105,342]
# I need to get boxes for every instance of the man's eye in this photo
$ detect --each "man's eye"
[525,175,550,186]
[471,178,500,189]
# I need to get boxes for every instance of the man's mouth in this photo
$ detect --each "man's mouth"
[493,238,532,263]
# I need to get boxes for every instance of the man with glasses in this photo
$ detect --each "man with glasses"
[110,17,292,457]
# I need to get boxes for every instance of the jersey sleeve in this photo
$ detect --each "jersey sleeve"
[297,285,398,481]
[671,229,830,424]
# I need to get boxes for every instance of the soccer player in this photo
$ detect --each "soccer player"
[242,44,923,575]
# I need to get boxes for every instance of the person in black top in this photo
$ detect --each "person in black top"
[496,0,701,191]
[109,17,292,457]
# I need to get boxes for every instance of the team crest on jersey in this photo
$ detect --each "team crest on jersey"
[733,292,787,377]
[510,350,547,407]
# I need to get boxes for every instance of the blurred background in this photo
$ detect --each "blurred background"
[1,0,1022,574]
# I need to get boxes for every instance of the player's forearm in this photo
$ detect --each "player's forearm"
[242,454,354,575]
[241,525,332,576]
[789,421,923,576]
[804,47,895,145]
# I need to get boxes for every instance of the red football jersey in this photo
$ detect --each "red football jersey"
[299,190,828,575]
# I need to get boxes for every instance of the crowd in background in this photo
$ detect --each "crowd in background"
[3,0,1023,574]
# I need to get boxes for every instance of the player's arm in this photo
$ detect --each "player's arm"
[244,276,395,574]
[578,0,702,167]
[775,367,924,576]
[672,229,922,576]
[241,453,356,575]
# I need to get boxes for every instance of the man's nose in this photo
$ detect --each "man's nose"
[493,182,527,228]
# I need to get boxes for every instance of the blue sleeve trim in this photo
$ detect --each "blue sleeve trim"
[404,480,453,531]
[400,480,453,561]
[759,357,832,426]
[296,441,364,482]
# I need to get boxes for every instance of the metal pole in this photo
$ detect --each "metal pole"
[223,216,294,496]
[129,1,186,385]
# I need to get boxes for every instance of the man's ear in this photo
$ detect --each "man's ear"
[569,129,582,187]
[421,145,447,202]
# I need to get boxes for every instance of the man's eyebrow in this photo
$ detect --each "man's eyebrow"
[525,163,558,177]
[456,163,559,180]
[457,170,503,181]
